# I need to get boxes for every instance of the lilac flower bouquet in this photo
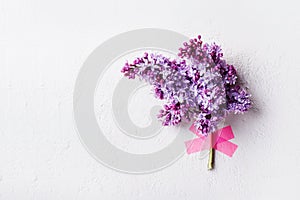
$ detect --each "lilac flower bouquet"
[121,35,251,137]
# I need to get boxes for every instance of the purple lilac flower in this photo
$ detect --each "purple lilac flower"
[226,86,251,113]
[121,36,251,136]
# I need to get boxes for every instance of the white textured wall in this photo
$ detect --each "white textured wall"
[0,0,299,199]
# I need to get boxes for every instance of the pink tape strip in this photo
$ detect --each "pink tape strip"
[185,125,238,157]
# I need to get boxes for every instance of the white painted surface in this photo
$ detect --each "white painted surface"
[0,0,299,199]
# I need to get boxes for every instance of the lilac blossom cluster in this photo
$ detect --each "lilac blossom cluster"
[121,35,251,136]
